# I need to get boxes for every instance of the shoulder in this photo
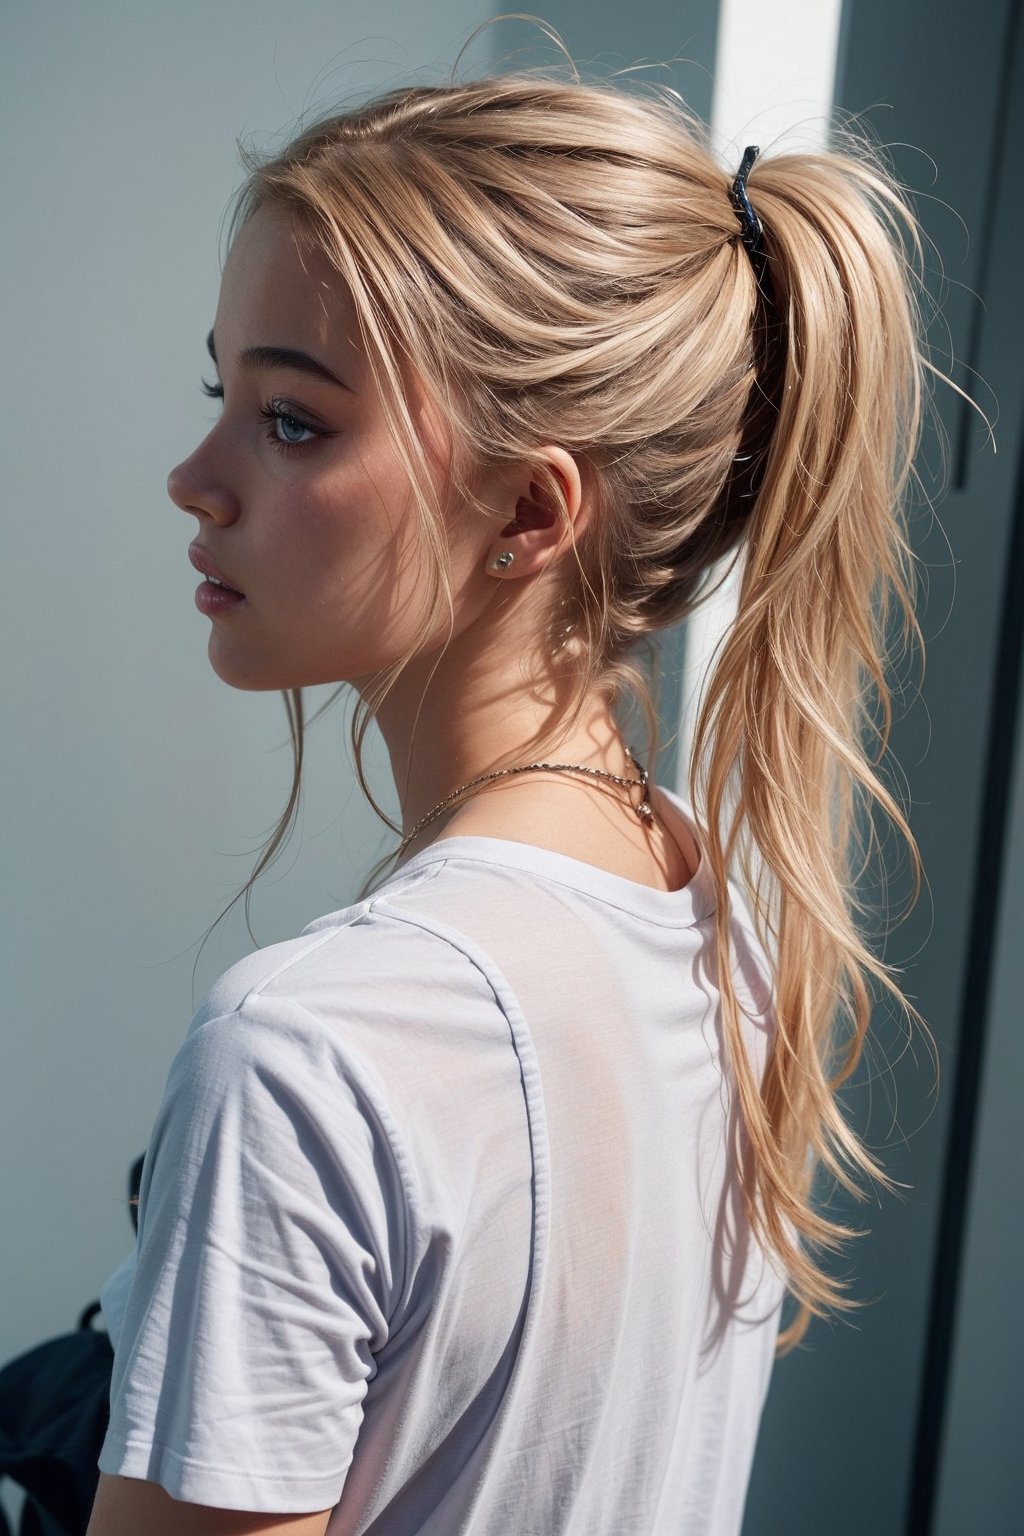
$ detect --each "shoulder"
[172,867,527,1163]
[194,865,505,1041]
[127,863,536,1347]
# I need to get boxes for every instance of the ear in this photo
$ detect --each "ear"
[484,447,586,580]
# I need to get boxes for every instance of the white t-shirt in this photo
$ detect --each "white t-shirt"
[98,784,786,1534]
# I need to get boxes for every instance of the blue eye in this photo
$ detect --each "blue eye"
[197,380,327,454]
[268,408,316,446]
[257,400,325,455]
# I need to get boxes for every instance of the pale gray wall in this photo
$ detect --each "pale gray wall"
[0,0,494,1436]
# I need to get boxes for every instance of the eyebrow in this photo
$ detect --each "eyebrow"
[206,330,354,392]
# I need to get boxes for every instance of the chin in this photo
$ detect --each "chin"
[206,639,291,692]
[205,624,405,692]
[208,640,364,694]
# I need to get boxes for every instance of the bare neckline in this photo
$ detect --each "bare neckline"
[386,785,714,924]
[416,782,699,895]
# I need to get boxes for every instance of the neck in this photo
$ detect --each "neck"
[366,645,638,855]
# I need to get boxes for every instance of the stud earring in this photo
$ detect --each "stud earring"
[489,550,514,572]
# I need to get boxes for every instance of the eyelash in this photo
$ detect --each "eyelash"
[200,377,326,455]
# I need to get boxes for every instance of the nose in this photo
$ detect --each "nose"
[166,442,239,526]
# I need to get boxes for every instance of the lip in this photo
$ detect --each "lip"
[188,543,244,596]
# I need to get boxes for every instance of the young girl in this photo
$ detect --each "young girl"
[87,66,932,1536]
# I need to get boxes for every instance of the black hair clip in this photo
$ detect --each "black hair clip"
[729,144,764,260]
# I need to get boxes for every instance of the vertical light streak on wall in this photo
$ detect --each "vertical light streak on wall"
[674,0,845,807]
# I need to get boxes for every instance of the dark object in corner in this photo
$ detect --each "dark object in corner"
[0,1154,143,1536]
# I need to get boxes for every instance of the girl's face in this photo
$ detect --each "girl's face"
[168,204,475,692]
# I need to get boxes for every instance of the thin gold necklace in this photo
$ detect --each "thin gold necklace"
[398,745,654,858]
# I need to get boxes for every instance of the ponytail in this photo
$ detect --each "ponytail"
[213,75,952,1353]
[690,143,938,1351]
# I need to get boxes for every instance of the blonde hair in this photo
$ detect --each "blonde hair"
[213,72,945,1354]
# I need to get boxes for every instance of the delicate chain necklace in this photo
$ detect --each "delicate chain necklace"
[398,745,655,858]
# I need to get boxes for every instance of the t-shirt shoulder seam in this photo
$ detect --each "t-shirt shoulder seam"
[359,897,552,1427]
[210,863,448,1008]
[222,912,369,1003]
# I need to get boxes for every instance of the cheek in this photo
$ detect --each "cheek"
[291,484,414,609]
[271,482,438,673]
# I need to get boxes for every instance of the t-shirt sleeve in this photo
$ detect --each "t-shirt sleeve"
[97,993,409,1513]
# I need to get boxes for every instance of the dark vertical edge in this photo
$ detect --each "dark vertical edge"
[951,1,1021,491]
[831,0,855,133]
[904,379,1024,1532]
